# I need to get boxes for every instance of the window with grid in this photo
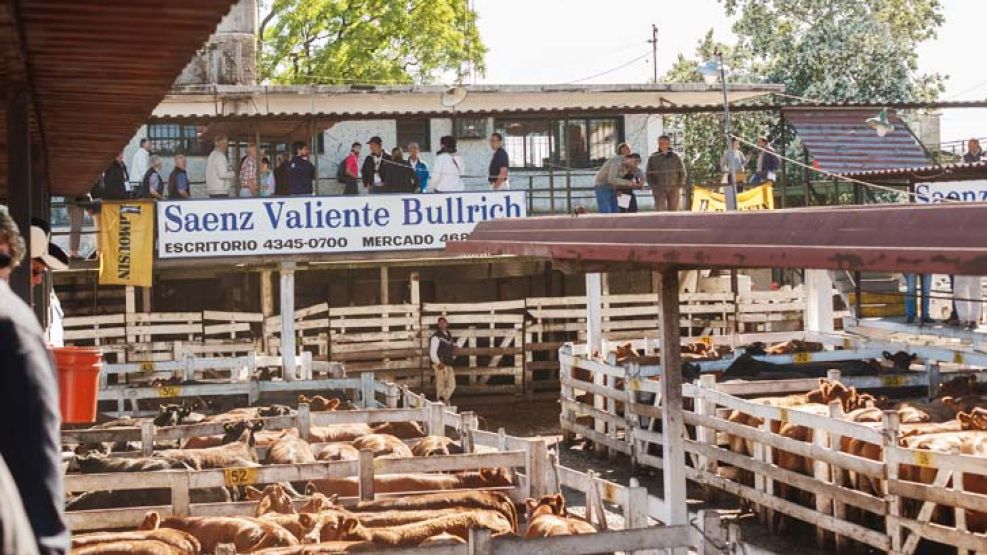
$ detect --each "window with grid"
[396,118,431,151]
[147,124,208,156]
[453,117,487,139]
[495,116,623,169]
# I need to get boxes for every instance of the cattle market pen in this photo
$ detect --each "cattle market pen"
[447,203,987,553]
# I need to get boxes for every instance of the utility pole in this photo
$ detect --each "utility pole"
[648,24,658,83]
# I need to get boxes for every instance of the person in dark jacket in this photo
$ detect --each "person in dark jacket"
[750,136,780,185]
[274,153,291,196]
[137,155,165,199]
[383,147,420,194]
[287,141,316,196]
[167,154,190,199]
[0,208,69,555]
[361,136,391,194]
[101,152,130,200]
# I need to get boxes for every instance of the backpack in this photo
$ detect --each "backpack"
[337,155,356,185]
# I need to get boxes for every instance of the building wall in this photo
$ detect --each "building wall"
[132,112,665,211]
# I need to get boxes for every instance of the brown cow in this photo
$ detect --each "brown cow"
[248,484,297,516]
[71,528,200,554]
[298,395,341,412]
[70,539,184,554]
[155,420,262,470]
[204,405,295,423]
[524,494,597,538]
[308,424,373,443]
[184,427,298,450]
[267,433,316,465]
[317,510,512,545]
[307,468,515,499]
[349,434,412,458]
[316,443,359,462]
[76,454,192,474]
[258,513,322,544]
[371,421,426,439]
[140,511,298,553]
[411,436,463,457]
[347,490,518,532]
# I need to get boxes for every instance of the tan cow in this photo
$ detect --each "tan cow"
[306,468,515,499]
[267,433,316,465]
[411,436,463,457]
[155,420,262,470]
[524,494,597,538]
[349,434,412,458]
[298,395,341,412]
[139,512,299,553]
[71,528,200,555]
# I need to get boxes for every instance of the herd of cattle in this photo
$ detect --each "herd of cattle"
[723,374,987,535]
[64,395,601,554]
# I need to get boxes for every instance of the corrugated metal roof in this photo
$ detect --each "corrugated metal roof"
[785,108,931,175]
[840,160,987,182]
[0,0,236,197]
[445,204,987,275]
[149,84,783,122]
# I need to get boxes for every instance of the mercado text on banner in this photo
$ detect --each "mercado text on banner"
[690,182,775,212]
[98,200,154,287]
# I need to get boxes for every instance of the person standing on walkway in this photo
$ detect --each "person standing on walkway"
[408,142,430,193]
[362,136,391,195]
[339,142,361,195]
[430,136,465,193]
[488,132,510,190]
[646,135,687,211]
[167,154,190,199]
[102,152,130,200]
[288,141,316,196]
[750,136,779,186]
[720,137,747,190]
[138,155,165,199]
[238,143,259,197]
[954,276,984,330]
[963,138,985,163]
[206,136,235,198]
[905,273,933,324]
[274,153,291,196]
[0,208,69,555]
[129,138,151,197]
[384,147,419,194]
[617,153,644,213]
[593,153,638,213]
[429,317,457,404]
[259,157,276,197]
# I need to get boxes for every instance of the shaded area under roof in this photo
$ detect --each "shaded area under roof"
[0,0,236,197]
[784,108,931,175]
[445,204,987,275]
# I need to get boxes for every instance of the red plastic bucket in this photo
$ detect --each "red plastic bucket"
[52,347,102,424]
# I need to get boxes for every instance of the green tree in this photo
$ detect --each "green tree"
[259,0,486,85]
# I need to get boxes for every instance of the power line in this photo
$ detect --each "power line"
[565,51,652,84]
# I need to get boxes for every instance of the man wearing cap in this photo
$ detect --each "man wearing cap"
[30,225,69,347]
[0,208,70,555]
[362,136,391,194]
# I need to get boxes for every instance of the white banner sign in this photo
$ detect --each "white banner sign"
[915,180,987,203]
[156,191,527,258]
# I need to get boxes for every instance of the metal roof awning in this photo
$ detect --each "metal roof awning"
[0,0,237,197]
[445,204,987,275]
[149,83,785,123]
[840,161,987,183]
[784,107,931,175]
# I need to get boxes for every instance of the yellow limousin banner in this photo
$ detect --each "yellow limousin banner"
[98,201,154,287]
[691,182,775,212]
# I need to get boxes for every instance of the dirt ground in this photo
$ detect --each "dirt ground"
[458,397,837,555]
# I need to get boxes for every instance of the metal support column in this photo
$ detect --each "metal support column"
[6,84,32,302]
[279,261,297,380]
[805,269,835,334]
[657,269,688,532]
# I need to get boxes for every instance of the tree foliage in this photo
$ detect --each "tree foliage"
[259,0,486,85]
[663,0,945,183]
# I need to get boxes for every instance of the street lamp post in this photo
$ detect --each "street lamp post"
[699,51,738,210]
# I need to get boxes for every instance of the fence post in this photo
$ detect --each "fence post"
[297,403,311,441]
[245,351,257,382]
[882,410,901,554]
[559,344,576,446]
[497,427,508,452]
[927,362,941,400]
[426,401,445,436]
[171,471,190,516]
[813,401,835,548]
[697,374,718,496]
[826,368,842,382]
[386,382,400,408]
[140,421,154,457]
[183,352,195,383]
[527,438,548,498]
[360,371,375,408]
[697,510,729,555]
[827,400,847,552]
[300,350,313,381]
[468,527,492,555]
[461,411,478,454]
[358,449,375,501]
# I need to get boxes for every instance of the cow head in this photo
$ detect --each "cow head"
[138,511,161,530]
[258,404,294,417]
[74,442,110,457]
[154,404,186,427]
[525,493,567,520]
[318,513,362,542]
[478,467,515,487]
[745,342,768,356]
[807,379,852,406]
[222,419,265,446]
[299,492,337,513]
[252,484,296,516]
[299,395,341,412]
[883,351,917,371]
[614,343,641,363]
[372,420,426,439]
[959,407,987,430]
[940,375,979,398]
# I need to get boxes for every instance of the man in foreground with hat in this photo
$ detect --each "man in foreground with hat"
[30,225,69,347]
[0,207,69,554]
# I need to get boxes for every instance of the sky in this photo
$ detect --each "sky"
[470,0,987,145]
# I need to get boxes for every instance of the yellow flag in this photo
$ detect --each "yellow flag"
[691,182,775,212]
[98,201,154,287]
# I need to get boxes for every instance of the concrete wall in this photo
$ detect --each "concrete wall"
[175,0,257,86]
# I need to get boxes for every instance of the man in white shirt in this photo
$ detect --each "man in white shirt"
[428,317,457,403]
[206,136,235,198]
[129,138,151,195]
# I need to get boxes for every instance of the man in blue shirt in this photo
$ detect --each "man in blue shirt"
[408,142,429,193]
[288,141,316,195]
